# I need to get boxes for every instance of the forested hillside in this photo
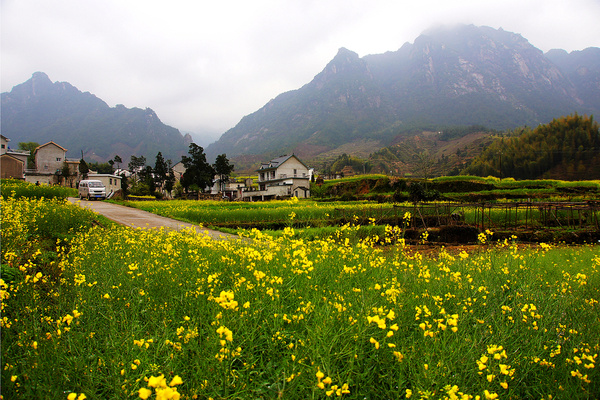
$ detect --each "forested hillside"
[462,114,600,180]
[320,126,497,178]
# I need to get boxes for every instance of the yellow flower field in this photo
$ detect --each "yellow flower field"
[1,194,599,399]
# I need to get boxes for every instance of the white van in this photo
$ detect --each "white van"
[78,180,107,200]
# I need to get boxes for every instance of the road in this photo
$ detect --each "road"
[68,198,237,240]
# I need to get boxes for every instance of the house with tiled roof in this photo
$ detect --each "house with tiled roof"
[242,154,311,201]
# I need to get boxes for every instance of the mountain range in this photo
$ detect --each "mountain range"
[1,25,599,172]
[1,72,191,163]
[206,25,600,169]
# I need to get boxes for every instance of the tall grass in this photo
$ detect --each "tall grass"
[2,195,599,399]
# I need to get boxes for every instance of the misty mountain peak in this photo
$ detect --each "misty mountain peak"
[8,71,54,100]
[310,47,370,89]
[31,71,52,84]
[207,25,599,162]
[1,72,189,163]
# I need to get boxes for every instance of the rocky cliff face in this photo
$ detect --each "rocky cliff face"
[546,47,600,110]
[207,25,599,163]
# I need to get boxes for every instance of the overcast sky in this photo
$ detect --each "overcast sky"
[2,0,600,144]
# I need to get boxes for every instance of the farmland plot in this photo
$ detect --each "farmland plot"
[1,194,599,399]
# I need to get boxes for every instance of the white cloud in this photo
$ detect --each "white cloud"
[2,0,599,141]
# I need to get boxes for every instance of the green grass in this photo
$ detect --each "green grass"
[118,198,409,231]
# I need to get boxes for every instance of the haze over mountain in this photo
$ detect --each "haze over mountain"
[1,72,191,163]
[206,25,600,166]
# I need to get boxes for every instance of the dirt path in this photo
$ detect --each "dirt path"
[68,198,237,240]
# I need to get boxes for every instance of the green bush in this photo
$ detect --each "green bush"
[1,179,77,199]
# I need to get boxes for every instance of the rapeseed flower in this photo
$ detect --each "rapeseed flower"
[138,388,152,399]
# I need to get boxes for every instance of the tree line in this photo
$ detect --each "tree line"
[121,144,233,197]
[462,114,600,180]
[17,141,234,197]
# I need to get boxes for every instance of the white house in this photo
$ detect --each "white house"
[242,154,311,201]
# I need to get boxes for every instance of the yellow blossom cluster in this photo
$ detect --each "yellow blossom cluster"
[315,369,350,396]
[138,374,183,400]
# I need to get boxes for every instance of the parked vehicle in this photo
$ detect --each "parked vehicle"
[78,180,106,200]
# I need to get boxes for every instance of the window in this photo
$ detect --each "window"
[56,157,62,162]
[109,178,112,185]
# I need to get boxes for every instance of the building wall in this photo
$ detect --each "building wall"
[1,155,24,179]
[25,173,55,185]
[258,157,309,183]
[8,151,29,166]
[276,158,309,180]
[86,174,122,193]
[291,180,310,198]
[172,162,186,181]
[35,144,66,174]
[1,136,9,155]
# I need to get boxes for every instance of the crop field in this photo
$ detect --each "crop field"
[121,198,600,244]
[2,185,599,399]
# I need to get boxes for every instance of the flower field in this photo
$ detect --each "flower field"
[2,193,600,399]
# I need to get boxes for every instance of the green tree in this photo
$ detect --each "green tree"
[78,159,89,180]
[463,114,600,180]
[18,142,39,169]
[153,152,169,192]
[330,153,371,175]
[119,172,129,196]
[113,155,123,171]
[181,143,215,193]
[61,162,72,186]
[128,155,147,174]
[213,154,234,193]
[164,160,176,197]
[87,162,113,174]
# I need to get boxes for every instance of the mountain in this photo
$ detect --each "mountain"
[1,72,189,164]
[545,47,600,111]
[207,25,599,169]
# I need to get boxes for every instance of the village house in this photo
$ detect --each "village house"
[1,135,29,179]
[22,141,81,186]
[1,153,25,179]
[242,154,311,201]
[171,161,186,182]
[208,177,254,200]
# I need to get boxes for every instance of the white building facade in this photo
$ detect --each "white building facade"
[242,154,311,201]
